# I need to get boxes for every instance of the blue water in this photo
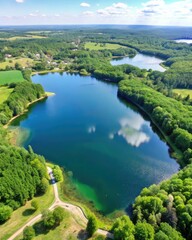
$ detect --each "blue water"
[11,73,178,214]
[111,53,165,72]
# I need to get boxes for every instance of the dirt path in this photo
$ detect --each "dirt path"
[8,167,114,240]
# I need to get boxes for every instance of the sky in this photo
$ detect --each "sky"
[0,0,191,26]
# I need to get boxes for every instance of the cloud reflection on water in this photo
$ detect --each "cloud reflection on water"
[109,117,150,147]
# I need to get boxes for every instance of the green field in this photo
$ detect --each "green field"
[85,42,126,50]
[173,89,192,98]
[0,70,25,85]
[0,35,47,41]
[0,86,13,104]
[0,58,33,70]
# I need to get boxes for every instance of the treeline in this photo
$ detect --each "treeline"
[0,80,49,223]
[0,145,48,223]
[118,79,192,164]
[111,215,184,240]
[69,54,148,83]
[132,163,192,240]
[149,60,192,90]
[0,81,45,125]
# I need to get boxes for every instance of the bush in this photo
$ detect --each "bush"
[0,205,13,222]
[31,199,39,211]
[23,226,35,240]
[86,213,98,237]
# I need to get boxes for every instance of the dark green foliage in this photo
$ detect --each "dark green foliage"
[132,164,192,239]
[0,145,47,209]
[112,215,135,240]
[0,205,13,222]
[22,69,32,82]
[23,226,35,240]
[42,210,56,229]
[52,207,65,226]
[39,177,49,194]
[86,213,98,237]
[135,222,154,240]
[42,207,65,229]
[155,223,184,240]
[0,81,45,124]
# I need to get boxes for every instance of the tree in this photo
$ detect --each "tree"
[155,223,184,240]
[86,213,98,237]
[31,200,39,211]
[53,165,63,182]
[135,222,154,240]
[39,177,49,194]
[53,207,65,226]
[0,205,13,223]
[112,215,135,240]
[23,226,35,240]
[42,210,56,229]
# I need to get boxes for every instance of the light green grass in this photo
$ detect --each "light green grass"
[0,86,13,104]
[0,70,25,85]
[173,89,192,98]
[8,35,46,41]
[85,42,126,50]
[0,58,33,70]
[0,184,55,240]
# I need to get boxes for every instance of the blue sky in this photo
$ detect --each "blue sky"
[0,0,191,26]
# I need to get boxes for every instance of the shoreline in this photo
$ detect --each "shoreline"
[118,90,183,165]
[4,95,48,129]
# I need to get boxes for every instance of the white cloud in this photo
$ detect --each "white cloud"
[112,2,128,9]
[97,2,130,16]
[83,11,94,16]
[2,0,192,26]
[80,2,90,7]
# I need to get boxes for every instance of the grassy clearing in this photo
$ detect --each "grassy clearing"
[0,57,33,70]
[7,35,46,41]
[15,207,107,240]
[173,89,192,98]
[15,211,85,240]
[0,184,55,240]
[0,86,13,104]
[0,70,24,85]
[85,42,126,50]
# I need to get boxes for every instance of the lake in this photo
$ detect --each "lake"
[11,73,179,214]
[110,53,165,72]
[175,39,192,44]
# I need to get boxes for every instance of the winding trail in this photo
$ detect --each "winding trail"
[8,167,114,240]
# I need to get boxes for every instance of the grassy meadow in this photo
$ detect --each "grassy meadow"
[173,89,192,98]
[0,86,13,104]
[0,58,33,70]
[0,70,25,85]
[85,42,126,50]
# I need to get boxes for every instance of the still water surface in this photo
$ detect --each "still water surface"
[110,53,165,72]
[12,73,178,214]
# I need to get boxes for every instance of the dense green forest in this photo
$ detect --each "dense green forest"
[0,72,48,222]
[0,26,192,239]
